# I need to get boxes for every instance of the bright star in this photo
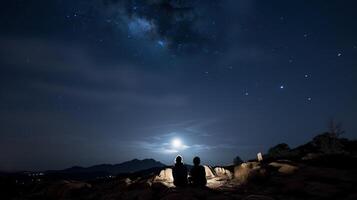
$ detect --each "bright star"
[280,85,284,89]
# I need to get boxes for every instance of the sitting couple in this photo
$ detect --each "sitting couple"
[172,155,207,187]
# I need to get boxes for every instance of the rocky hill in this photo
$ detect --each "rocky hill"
[43,158,166,180]
[1,134,356,200]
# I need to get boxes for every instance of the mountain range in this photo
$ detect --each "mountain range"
[46,158,166,178]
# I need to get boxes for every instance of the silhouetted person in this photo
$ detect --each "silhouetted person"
[172,155,188,187]
[189,156,207,187]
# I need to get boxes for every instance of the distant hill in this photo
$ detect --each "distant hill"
[264,132,357,169]
[46,159,166,177]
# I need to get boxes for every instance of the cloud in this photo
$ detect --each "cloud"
[130,127,235,155]
[132,139,235,154]
[0,37,189,110]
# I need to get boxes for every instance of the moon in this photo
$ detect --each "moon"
[172,138,182,149]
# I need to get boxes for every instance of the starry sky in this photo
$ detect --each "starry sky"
[0,0,357,171]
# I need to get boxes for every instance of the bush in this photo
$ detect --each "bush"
[233,156,244,165]
[312,132,345,154]
[268,143,291,158]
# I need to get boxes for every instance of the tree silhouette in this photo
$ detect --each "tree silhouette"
[268,143,291,158]
[328,118,345,138]
[233,156,243,165]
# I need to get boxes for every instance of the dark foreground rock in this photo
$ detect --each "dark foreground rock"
[2,159,357,200]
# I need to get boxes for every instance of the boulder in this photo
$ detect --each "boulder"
[214,167,233,179]
[269,162,298,175]
[204,165,216,178]
[154,168,174,183]
[234,162,267,184]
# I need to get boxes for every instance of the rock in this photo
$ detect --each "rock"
[204,165,216,178]
[214,167,233,179]
[154,167,174,183]
[234,162,268,184]
[269,162,298,174]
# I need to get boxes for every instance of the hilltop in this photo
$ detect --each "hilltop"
[1,133,357,200]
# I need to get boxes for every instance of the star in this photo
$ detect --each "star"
[245,92,249,96]
[307,97,312,101]
[280,85,285,89]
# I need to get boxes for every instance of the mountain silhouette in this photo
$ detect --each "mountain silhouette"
[47,159,166,176]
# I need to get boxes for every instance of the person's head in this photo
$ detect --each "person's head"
[175,155,183,164]
[193,156,200,166]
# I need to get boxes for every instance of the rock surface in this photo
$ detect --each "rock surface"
[2,160,357,200]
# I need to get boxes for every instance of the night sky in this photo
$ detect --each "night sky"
[1,0,357,171]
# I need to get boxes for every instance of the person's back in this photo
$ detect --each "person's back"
[172,156,188,187]
[190,157,207,187]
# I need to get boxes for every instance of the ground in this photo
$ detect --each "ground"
[2,159,357,200]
